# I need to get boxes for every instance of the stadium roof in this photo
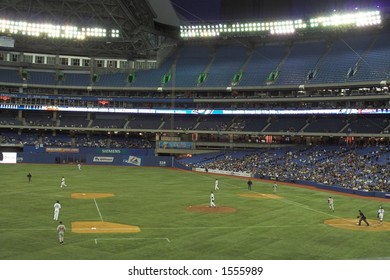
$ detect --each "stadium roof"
[171,0,390,23]
[0,1,389,59]
[0,0,180,59]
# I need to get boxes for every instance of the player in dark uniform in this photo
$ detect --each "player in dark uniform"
[247,179,253,191]
[27,173,32,183]
[358,210,369,226]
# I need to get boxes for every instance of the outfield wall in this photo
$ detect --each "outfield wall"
[18,145,174,167]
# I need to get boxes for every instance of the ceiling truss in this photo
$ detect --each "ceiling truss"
[0,0,178,59]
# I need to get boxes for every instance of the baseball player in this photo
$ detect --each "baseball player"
[378,206,384,224]
[210,191,216,208]
[77,163,81,170]
[27,173,32,183]
[358,210,369,226]
[60,176,67,188]
[247,179,253,191]
[214,179,219,191]
[327,197,334,211]
[273,182,278,193]
[57,221,66,245]
[53,200,61,221]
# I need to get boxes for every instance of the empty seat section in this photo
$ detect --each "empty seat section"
[198,45,247,87]
[173,46,210,88]
[0,109,22,125]
[239,44,285,87]
[0,68,21,84]
[94,72,128,87]
[61,72,91,86]
[236,116,269,132]
[309,35,373,84]
[344,116,388,134]
[24,111,54,126]
[264,116,307,132]
[130,57,175,88]
[127,114,162,129]
[196,116,234,131]
[58,112,89,127]
[160,115,198,130]
[27,70,56,85]
[273,41,326,85]
[304,116,347,133]
[348,31,390,82]
[91,113,127,128]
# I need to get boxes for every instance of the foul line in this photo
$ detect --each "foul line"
[94,198,104,222]
[94,237,170,244]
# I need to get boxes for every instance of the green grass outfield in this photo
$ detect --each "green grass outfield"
[0,163,389,260]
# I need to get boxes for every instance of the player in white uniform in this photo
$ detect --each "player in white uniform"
[210,191,216,208]
[53,200,61,221]
[214,179,219,191]
[57,221,66,245]
[273,182,278,193]
[77,163,81,170]
[328,197,334,211]
[60,176,67,188]
[378,206,384,224]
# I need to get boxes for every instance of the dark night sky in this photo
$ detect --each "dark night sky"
[171,0,389,23]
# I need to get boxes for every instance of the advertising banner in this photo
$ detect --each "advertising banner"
[0,152,17,164]
[123,155,142,166]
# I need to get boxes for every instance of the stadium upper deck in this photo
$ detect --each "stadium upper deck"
[0,2,389,144]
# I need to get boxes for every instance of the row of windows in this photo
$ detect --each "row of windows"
[0,51,157,69]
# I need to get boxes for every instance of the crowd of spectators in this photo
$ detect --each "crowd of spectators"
[185,145,390,192]
[0,133,38,145]
[0,132,153,149]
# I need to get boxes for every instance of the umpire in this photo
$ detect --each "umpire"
[358,210,369,226]
[247,179,253,191]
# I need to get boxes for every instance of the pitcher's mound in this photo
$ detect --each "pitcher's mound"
[324,218,390,231]
[239,193,282,199]
[71,193,114,199]
[187,205,237,213]
[72,221,140,233]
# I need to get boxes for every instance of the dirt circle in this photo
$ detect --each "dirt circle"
[186,205,237,213]
[325,218,390,231]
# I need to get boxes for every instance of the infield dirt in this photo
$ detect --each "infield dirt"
[239,193,282,199]
[186,205,237,213]
[71,193,115,199]
[72,221,141,233]
[325,218,390,231]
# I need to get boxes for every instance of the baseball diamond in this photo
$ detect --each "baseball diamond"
[0,164,389,260]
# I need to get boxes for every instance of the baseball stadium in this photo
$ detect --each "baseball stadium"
[0,0,390,261]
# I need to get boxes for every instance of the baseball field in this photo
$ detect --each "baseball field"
[0,163,389,260]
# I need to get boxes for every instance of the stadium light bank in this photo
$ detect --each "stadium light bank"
[180,10,381,38]
[0,19,120,40]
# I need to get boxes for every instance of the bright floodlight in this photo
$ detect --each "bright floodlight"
[180,9,381,39]
[0,18,120,40]
[312,10,381,27]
